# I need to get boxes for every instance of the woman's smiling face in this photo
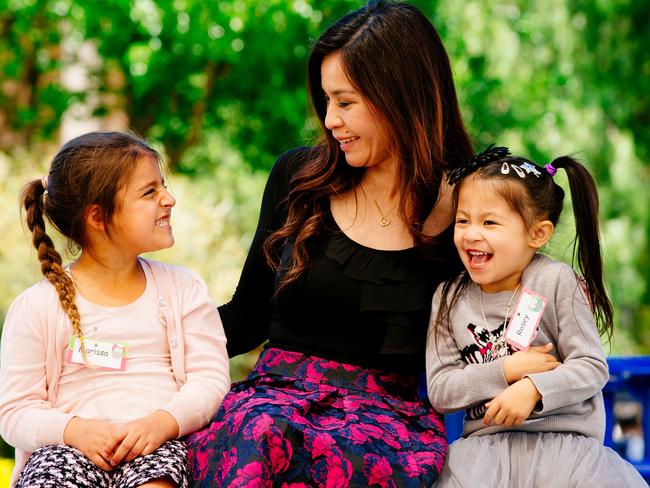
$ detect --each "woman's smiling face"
[320,52,395,171]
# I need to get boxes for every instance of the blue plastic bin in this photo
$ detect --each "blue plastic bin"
[602,356,650,481]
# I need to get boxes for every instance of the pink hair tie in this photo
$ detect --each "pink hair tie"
[545,163,557,176]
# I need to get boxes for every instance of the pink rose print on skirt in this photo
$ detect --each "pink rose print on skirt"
[214,447,238,486]
[304,431,336,458]
[259,426,293,474]
[231,461,272,488]
[312,447,353,488]
[364,454,396,488]
[399,451,445,479]
[247,413,275,441]
[187,347,446,487]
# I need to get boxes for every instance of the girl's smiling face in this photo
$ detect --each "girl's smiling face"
[320,52,395,171]
[453,176,542,293]
[109,154,176,256]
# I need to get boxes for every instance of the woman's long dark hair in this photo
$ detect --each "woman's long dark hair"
[264,0,473,288]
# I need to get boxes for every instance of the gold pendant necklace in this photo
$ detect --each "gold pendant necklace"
[360,182,398,227]
[372,198,394,227]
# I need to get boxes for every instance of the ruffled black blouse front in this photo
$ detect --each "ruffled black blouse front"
[218,148,451,375]
[269,209,438,374]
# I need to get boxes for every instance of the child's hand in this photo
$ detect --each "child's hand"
[503,343,561,384]
[482,378,542,427]
[105,410,179,466]
[63,417,117,471]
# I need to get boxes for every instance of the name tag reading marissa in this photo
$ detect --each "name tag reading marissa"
[66,336,128,370]
[505,288,547,351]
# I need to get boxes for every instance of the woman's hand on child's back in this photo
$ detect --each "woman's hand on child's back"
[503,343,561,384]
[104,409,179,466]
[63,417,117,471]
[482,378,542,427]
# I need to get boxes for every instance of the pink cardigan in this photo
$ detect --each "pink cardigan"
[0,259,230,486]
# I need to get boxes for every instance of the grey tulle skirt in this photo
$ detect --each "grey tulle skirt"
[436,431,647,487]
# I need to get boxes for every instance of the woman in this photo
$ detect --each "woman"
[188,1,473,485]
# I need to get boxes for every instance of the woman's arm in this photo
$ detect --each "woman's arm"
[218,148,305,356]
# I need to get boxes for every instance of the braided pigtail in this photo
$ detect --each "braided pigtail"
[22,178,89,363]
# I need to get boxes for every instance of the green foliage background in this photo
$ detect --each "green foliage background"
[1,0,649,475]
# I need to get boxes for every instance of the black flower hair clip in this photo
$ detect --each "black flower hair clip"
[446,145,511,186]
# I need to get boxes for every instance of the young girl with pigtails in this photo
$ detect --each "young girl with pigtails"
[0,131,230,488]
[426,146,645,486]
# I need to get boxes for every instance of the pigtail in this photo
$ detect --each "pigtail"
[21,179,88,362]
[550,156,614,341]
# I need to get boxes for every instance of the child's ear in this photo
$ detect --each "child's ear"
[84,204,106,231]
[528,220,554,249]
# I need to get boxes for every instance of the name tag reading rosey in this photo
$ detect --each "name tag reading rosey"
[505,288,547,351]
[67,336,128,370]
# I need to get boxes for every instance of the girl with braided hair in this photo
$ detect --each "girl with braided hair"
[0,131,230,488]
[426,147,645,486]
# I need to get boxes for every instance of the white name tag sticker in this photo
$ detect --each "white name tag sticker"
[505,288,547,351]
[66,336,129,370]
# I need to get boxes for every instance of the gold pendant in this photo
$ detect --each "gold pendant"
[379,216,391,227]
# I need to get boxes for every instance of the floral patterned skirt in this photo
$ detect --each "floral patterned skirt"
[187,347,447,487]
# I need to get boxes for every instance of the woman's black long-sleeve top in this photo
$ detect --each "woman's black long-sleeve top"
[218,148,453,375]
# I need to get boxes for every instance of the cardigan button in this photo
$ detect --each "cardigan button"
[158,298,167,307]
[169,339,178,349]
